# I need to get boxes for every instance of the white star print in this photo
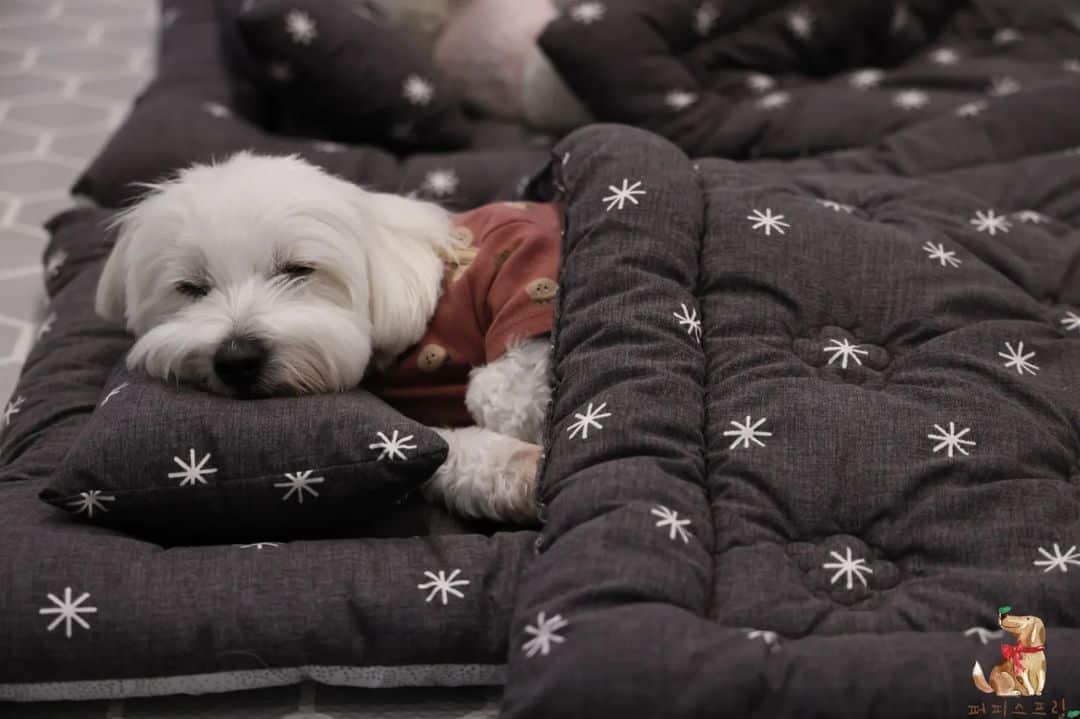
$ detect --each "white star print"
[274,470,325,503]
[2,395,25,427]
[757,91,789,110]
[694,2,719,36]
[993,28,1021,46]
[822,547,873,590]
[817,199,855,213]
[168,448,219,486]
[998,341,1039,376]
[746,629,780,650]
[1033,543,1080,573]
[988,76,1020,97]
[746,73,774,93]
[747,208,790,236]
[927,422,976,458]
[969,209,1011,235]
[99,382,128,407]
[37,312,56,340]
[567,402,611,441]
[823,338,869,369]
[1061,311,1080,332]
[673,303,702,342]
[602,179,646,211]
[723,416,772,450]
[417,569,470,605]
[421,169,459,198]
[45,250,67,277]
[569,1,604,24]
[39,587,97,638]
[664,90,698,111]
[66,490,115,518]
[850,68,883,89]
[370,430,417,461]
[964,627,1004,644]
[522,612,568,658]
[313,141,346,153]
[922,241,961,267]
[787,9,812,38]
[285,9,317,44]
[268,61,293,82]
[955,100,987,118]
[651,505,692,543]
[236,542,281,549]
[1013,210,1048,224]
[930,48,958,65]
[402,74,434,106]
[894,89,929,110]
[202,101,231,119]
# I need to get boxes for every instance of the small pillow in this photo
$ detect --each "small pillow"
[40,366,447,543]
[233,0,470,150]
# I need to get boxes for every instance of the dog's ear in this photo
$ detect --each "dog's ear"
[95,226,132,324]
[1030,618,1046,646]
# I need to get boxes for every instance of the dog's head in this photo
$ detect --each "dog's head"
[97,152,455,396]
[999,614,1046,647]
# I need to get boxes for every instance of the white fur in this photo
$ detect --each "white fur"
[97,152,550,522]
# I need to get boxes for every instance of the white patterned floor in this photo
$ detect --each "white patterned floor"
[0,0,154,407]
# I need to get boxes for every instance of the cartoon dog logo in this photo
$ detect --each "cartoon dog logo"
[972,606,1046,696]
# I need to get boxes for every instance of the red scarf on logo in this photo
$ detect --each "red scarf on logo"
[1001,642,1044,676]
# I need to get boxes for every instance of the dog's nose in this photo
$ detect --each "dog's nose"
[213,336,268,390]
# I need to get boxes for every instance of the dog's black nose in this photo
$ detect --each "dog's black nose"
[213,336,268,390]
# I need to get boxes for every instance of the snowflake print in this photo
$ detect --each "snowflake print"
[522,612,568,658]
[786,9,812,38]
[757,91,789,110]
[370,430,417,461]
[267,61,293,82]
[746,73,774,93]
[313,141,346,153]
[955,100,987,118]
[664,90,698,111]
[1013,210,1048,224]
[1065,59,1080,73]
[2,395,25,427]
[746,629,780,650]
[998,341,1039,376]
[651,505,692,543]
[723,416,772,450]
[421,169,459,198]
[964,627,1004,644]
[402,74,434,106]
[569,1,604,24]
[39,587,97,638]
[822,547,873,590]
[673,303,702,342]
[894,89,929,110]
[285,9,317,44]
[37,312,56,340]
[1033,543,1080,573]
[99,382,128,407]
[930,48,958,65]
[992,28,1021,46]
[747,208,790,236]
[823,338,869,369]
[417,569,469,605]
[602,179,646,211]
[236,542,281,549]
[927,422,976,458]
[202,101,231,119]
[274,470,325,503]
[849,68,883,89]
[817,199,854,213]
[567,402,611,441]
[988,76,1020,97]
[969,209,1011,235]
[67,490,115,518]
[45,250,67,277]
[168,448,218,486]
[1062,311,1080,332]
[694,2,719,36]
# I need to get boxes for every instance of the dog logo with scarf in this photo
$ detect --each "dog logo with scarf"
[972,606,1046,696]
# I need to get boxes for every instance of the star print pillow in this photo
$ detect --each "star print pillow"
[39,366,447,543]
[231,0,470,151]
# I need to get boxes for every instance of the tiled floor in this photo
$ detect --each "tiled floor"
[0,0,154,407]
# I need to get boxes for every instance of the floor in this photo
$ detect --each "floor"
[0,0,154,407]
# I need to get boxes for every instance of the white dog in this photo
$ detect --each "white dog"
[95,152,550,523]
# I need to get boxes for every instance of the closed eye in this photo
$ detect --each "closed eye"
[176,280,209,298]
[279,262,315,278]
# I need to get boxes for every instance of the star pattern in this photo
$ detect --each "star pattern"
[955,100,987,118]
[567,402,611,441]
[168,448,219,486]
[1013,210,1048,224]
[823,338,869,369]
[522,612,568,658]
[1062,311,1080,332]
[758,91,789,110]
[370,430,417,461]
[818,199,854,213]
[202,101,231,119]
[930,48,958,65]
[746,73,775,93]
[746,629,780,650]
[664,90,698,111]
[849,68,883,89]
[2,395,25,427]
[822,547,873,590]
[569,2,605,24]
[285,9,317,44]
[1033,543,1080,573]
[694,2,719,36]
[402,74,434,106]
[417,569,470,605]
[66,490,115,518]
[602,179,646,211]
[993,28,1021,46]
[927,422,976,458]
[786,9,812,38]
[39,587,97,638]
[988,76,1020,97]
[673,303,702,342]
[747,208,790,236]
[723,416,772,450]
[421,169,459,198]
[894,89,929,110]
[998,341,1039,376]
[274,470,325,503]
[969,209,1011,235]
[651,505,692,543]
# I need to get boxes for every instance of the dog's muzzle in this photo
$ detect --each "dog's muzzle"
[213,336,268,392]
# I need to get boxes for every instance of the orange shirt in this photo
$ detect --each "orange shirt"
[368,202,562,427]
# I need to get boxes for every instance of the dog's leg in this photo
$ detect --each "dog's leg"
[465,338,550,445]
[425,426,540,523]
